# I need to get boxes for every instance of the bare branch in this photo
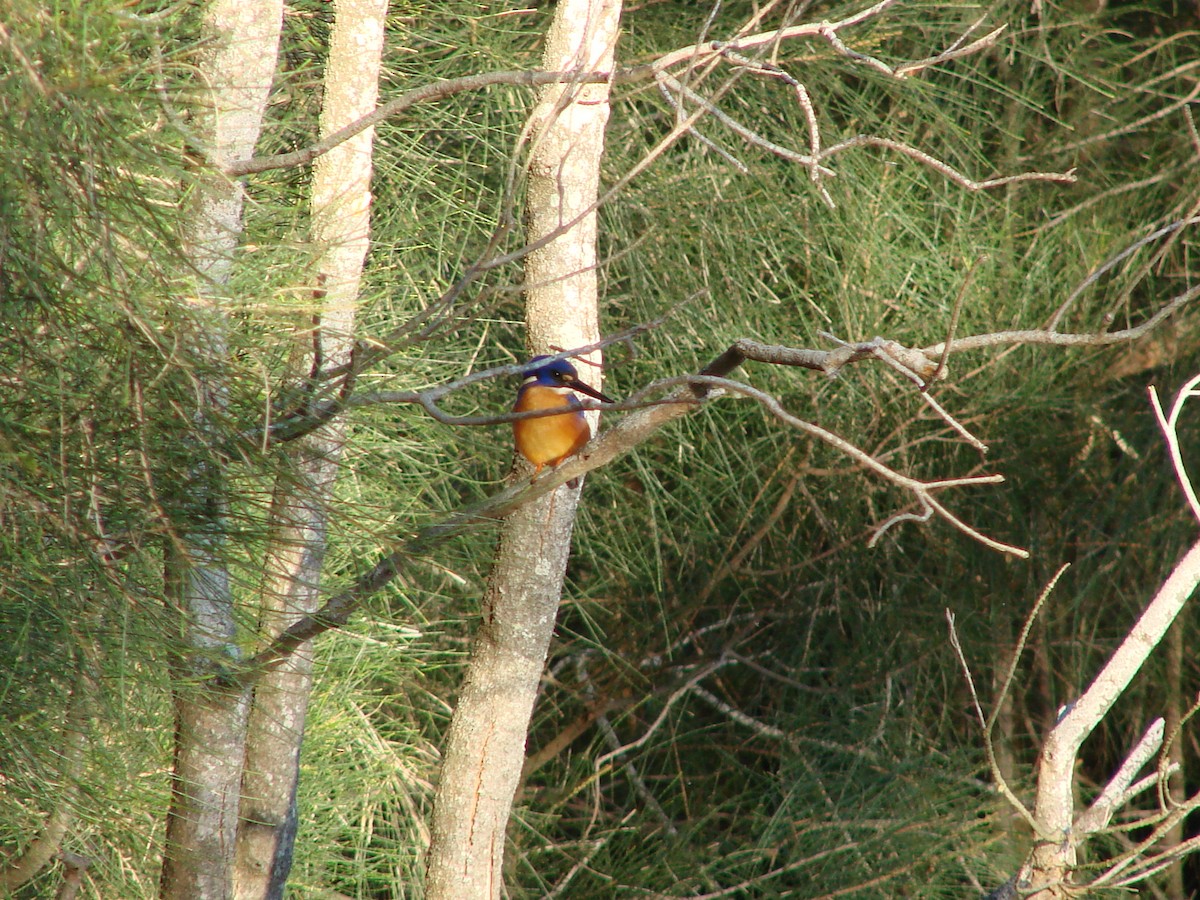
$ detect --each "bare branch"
[1075,718,1166,836]
[656,77,750,173]
[711,47,834,204]
[927,282,1200,357]
[1027,537,1200,892]
[919,391,988,452]
[818,134,1076,191]
[1149,371,1200,524]
[226,69,609,177]
[656,46,1069,205]
[654,71,833,174]
[644,373,1026,555]
[946,609,1042,835]
[221,0,1064,207]
[991,566,1068,739]
[1092,793,1200,888]
[691,682,790,740]
[869,500,934,546]
[931,256,986,385]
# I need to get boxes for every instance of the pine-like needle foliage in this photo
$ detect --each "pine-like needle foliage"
[512,0,1200,896]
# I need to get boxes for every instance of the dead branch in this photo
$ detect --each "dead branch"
[929,283,1200,357]
[221,0,1065,203]
[947,608,1043,837]
[625,0,903,78]
[817,135,1075,191]
[1074,718,1167,836]
[1048,217,1200,330]
[975,375,1200,897]
[1150,371,1200,523]
[655,34,1071,207]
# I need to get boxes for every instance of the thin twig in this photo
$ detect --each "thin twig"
[818,135,1076,191]
[714,47,833,204]
[1047,217,1200,330]
[654,72,834,174]
[931,255,986,386]
[655,77,749,173]
[946,609,1042,835]
[989,565,1070,736]
[624,0,903,78]
[931,282,1200,357]
[1149,372,1200,524]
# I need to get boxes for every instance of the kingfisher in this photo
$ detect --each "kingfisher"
[513,356,614,487]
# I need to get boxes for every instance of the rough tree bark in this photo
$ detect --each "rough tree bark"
[424,2,622,897]
[233,1,387,898]
[160,2,283,898]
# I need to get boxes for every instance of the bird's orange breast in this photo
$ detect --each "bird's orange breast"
[513,385,591,469]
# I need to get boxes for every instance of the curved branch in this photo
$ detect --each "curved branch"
[225,0,1034,185]
[925,283,1200,357]
[818,135,1076,190]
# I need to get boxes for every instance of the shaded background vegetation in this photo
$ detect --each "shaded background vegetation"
[1,0,1198,896]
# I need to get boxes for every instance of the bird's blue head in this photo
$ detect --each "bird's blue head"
[521,356,614,402]
[525,355,580,385]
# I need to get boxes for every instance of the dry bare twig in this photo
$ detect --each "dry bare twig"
[649,11,1068,206]
[945,564,1071,841]
[1150,370,1200,523]
[217,0,1072,207]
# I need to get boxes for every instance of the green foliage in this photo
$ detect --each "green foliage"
[512,1,1200,896]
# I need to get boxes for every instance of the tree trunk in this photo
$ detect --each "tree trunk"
[233,1,386,897]
[424,2,622,897]
[161,2,282,898]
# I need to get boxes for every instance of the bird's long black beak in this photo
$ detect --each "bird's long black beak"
[566,376,615,405]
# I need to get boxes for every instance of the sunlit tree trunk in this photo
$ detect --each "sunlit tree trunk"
[232,1,387,897]
[161,2,282,898]
[424,2,622,897]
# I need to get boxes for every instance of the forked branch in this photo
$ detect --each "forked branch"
[981,375,1200,897]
